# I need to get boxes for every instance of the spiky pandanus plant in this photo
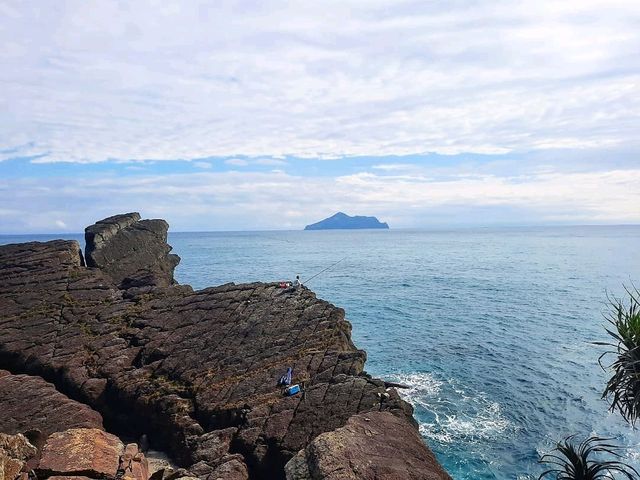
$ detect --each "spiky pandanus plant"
[595,286,640,425]
[537,287,640,479]
[539,435,638,480]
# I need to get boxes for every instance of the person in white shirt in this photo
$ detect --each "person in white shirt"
[282,275,301,294]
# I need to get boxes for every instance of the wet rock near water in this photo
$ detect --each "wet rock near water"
[0,213,449,480]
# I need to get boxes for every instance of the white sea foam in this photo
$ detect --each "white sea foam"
[388,372,443,409]
[420,401,511,444]
[391,371,511,444]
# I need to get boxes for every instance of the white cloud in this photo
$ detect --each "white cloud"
[1,167,638,232]
[372,163,418,171]
[54,220,67,229]
[0,1,638,163]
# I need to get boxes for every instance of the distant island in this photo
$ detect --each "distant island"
[304,212,389,230]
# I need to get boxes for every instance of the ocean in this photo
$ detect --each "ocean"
[2,226,639,479]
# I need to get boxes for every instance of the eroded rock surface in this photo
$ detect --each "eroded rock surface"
[0,433,37,480]
[285,412,451,480]
[84,213,179,288]
[37,428,123,479]
[121,443,150,480]
[0,214,448,480]
[0,370,104,439]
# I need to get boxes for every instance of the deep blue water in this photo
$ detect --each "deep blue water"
[2,226,640,479]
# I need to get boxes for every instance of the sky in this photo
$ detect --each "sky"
[0,0,639,233]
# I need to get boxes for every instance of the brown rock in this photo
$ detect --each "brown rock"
[0,433,37,480]
[186,428,237,465]
[0,371,103,438]
[120,443,149,480]
[48,477,94,480]
[207,456,249,480]
[37,428,123,478]
[186,454,249,480]
[145,449,177,479]
[284,412,451,480]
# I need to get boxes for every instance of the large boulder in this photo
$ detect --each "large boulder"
[285,412,451,480]
[187,455,249,480]
[0,371,104,440]
[0,433,37,480]
[36,428,124,479]
[84,213,179,288]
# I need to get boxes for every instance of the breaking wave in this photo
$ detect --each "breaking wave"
[389,372,511,445]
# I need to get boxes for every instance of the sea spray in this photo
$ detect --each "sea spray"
[390,372,511,445]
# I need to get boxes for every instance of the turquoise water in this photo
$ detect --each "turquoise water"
[2,226,640,479]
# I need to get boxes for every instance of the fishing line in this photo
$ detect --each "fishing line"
[303,257,347,284]
[257,234,296,245]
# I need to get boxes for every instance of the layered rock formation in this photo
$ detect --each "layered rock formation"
[84,213,179,288]
[0,370,104,440]
[0,214,449,480]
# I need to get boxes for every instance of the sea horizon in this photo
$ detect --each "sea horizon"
[2,222,640,237]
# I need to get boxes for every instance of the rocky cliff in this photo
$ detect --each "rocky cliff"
[84,213,180,288]
[0,213,449,480]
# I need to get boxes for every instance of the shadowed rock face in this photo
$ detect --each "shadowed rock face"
[84,213,179,288]
[0,214,448,480]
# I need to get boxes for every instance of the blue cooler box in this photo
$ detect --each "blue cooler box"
[285,384,300,396]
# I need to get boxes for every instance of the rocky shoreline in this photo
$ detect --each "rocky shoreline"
[0,213,450,480]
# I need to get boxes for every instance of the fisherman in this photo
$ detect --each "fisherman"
[282,275,301,294]
[277,367,293,388]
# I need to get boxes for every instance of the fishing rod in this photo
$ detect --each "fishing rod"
[303,257,347,285]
